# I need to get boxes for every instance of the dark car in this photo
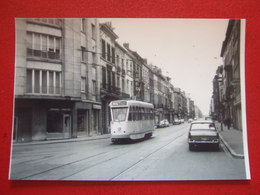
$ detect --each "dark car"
[188,120,219,151]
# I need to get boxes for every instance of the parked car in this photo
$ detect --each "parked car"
[157,119,170,128]
[188,120,219,151]
[205,116,212,121]
[173,119,181,125]
[188,118,193,123]
[180,119,185,123]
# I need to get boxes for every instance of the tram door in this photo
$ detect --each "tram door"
[63,114,71,138]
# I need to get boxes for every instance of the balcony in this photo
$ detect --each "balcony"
[121,92,130,99]
[100,83,121,97]
[27,49,61,61]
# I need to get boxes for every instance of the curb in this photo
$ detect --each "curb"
[219,134,244,159]
[12,135,111,146]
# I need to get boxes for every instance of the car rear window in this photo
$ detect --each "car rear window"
[190,123,216,130]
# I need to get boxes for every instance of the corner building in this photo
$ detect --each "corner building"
[14,18,101,142]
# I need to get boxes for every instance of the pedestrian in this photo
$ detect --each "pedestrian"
[226,117,231,130]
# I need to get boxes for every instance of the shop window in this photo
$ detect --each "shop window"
[47,110,63,133]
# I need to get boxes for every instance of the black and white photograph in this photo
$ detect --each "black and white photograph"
[9,18,250,181]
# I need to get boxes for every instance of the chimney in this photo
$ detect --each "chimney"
[123,43,129,49]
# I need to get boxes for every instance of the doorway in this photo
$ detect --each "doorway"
[63,114,71,138]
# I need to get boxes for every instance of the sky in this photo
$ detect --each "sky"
[100,18,229,115]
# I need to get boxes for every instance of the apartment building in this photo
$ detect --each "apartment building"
[14,18,101,142]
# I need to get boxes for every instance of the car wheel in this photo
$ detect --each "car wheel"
[189,144,194,151]
[214,143,219,151]
[145,133,152,139]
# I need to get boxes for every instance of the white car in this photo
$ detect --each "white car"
[188,118,193,123]
[173,119,181,125]
[157,119,170,128]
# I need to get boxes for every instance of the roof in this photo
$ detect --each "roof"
[109,100,154,108]
[191,120,214,124]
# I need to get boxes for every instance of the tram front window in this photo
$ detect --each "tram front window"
[112,107,128,122]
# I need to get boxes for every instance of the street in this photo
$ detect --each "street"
[10,123,247,181]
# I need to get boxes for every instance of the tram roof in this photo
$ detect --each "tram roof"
[110,100,154,108]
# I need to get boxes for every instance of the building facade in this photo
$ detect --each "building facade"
[212,19,242,131]
[13,18,199,142]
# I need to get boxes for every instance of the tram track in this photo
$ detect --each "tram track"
[17,124,188,180]
[109,130,187,180]
[19,140,147,180]
[61,125,188,180]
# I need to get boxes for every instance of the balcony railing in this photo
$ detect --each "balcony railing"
[121,92,130,99]
[27,49,61,60]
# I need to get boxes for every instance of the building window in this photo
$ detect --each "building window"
[27,32,61,60]
[81,18,86,32]
[102,67,106,89]
[130,81,133,95]
[81,77,86,92]
[121,59,124,68]
[117,76,120,88]
[122,78,125,92]
[92,80,96,100]
[112,47,115,64]
[112,72,116,88]
[91,24,95,40]
[26,69,33,93]
[116,55,119,66]
[81,47,86,62]
[127,79,129,94]
[26,69,61,95]
[107,43,111,61]
[101,39,106,59]
[42,70,47,94]
[34,70,40,93]
[49,71,54,94]
[126,60,128,72]
[30,18,62,27]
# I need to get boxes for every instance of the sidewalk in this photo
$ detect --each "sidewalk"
[215,122,244,159]
[13,134,111,146]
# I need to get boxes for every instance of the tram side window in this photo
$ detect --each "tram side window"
[128,106,133,121]
[150,109,154,120]
[133,106,136,121]
[136,106,138,121]
[138,107,141,120]
[142,107,145,120]
[139,107,142,120]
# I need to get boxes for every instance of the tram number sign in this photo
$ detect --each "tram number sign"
[112,101,127,106]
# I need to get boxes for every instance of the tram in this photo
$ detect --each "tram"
[109,100,154,143]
